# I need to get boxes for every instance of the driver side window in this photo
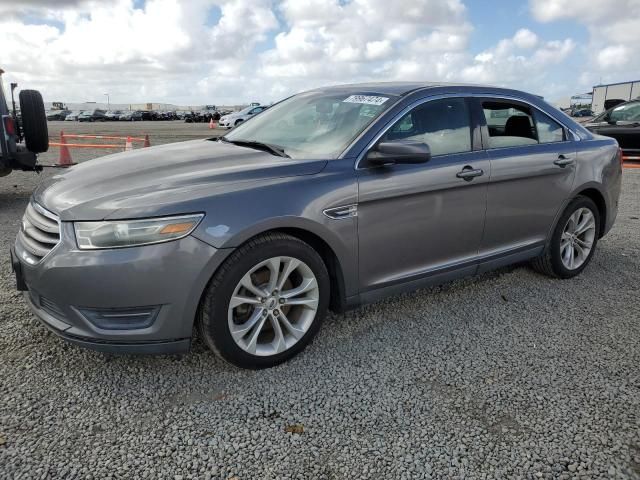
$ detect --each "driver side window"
[381,98,472,156]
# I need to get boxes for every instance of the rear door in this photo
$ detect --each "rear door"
[474,97,576,258]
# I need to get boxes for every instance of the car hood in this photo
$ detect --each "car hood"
[35,139,327,221]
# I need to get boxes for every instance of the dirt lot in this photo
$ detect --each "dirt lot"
[1,121,639,479]
[40,120,226,165]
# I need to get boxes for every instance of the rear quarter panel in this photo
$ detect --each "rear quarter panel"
[572,135,622,235]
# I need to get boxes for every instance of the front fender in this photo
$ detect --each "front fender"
[191,161,359,296]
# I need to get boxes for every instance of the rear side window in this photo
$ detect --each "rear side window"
[482,101,566,148]
[533,110,564,143]
[382,98,471,156]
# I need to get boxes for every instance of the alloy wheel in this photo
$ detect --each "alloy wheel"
[560,207,596,270]
[227,256,319,356]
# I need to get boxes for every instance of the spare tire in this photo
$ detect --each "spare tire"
[19,90,49,153]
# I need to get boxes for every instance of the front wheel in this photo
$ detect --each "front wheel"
[531,196,600,278]
[198,233,330,369]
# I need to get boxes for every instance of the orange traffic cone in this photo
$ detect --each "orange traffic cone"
[58,131,72,166]
[209,119,215,129]
[124,136,133,151]
[143,134,150,148]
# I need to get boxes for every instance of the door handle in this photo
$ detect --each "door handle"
[554,155,574,167]
[456,166,484,181]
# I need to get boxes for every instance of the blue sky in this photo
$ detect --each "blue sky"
[2,0,639,105]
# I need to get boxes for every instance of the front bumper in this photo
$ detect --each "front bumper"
[13,226,232,354]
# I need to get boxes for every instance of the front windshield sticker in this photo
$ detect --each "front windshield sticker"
[343,95,389,106]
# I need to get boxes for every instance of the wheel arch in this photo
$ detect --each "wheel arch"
[273,226,348,313]
[196,220,351,315]
[575,187,607,237]
[545,183,609,249]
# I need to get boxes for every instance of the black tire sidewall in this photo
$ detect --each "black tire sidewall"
[19,90,49,154]
[203,238,330,369]
[549,197,600,278]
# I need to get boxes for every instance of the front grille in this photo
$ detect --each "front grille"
[17,202,60,263]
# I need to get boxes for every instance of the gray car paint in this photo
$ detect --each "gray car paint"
[15,83,622,353]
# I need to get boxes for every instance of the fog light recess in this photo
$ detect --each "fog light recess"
[78,306,160,330]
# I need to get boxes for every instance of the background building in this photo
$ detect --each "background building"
[591,80,640,114]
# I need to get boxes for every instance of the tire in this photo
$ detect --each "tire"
[531,196,600,279]
[19,90,49,153]
[198,233,330,369]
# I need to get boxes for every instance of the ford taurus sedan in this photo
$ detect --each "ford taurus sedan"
[11,82,622,368]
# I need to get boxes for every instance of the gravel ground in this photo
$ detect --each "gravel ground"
[1,123,639,479]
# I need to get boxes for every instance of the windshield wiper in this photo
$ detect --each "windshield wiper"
[219,137,289,158]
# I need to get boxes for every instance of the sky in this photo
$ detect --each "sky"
[1,0,639,106]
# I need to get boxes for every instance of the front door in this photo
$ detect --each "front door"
[357,97,489,293]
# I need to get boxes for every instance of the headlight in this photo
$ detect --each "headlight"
[74,214,204,249]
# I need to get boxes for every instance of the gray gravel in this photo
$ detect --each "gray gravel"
[1,127,639,478]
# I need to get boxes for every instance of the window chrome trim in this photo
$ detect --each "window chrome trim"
[353,92,581,170]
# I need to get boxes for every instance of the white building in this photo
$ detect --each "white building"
[591,80,640,115]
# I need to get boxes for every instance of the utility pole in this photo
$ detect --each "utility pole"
[104,93,110,111]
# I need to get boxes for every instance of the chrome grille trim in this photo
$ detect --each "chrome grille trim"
[18,202,61,263]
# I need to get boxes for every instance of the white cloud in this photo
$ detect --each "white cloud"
[0,0,604,106]
[513,28,538,49]
[530,0,640,86]
[459,30,574,90]
[596,45,631,69]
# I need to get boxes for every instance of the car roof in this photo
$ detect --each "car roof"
[306,81,541,100]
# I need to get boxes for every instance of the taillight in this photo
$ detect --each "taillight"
[3,116,16,136]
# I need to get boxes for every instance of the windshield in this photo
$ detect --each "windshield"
[607,101,640,123]
[224,91,396,159]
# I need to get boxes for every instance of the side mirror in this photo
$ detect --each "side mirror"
[366,140,431,166]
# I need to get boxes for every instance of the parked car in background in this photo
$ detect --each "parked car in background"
[47,109,71,121]
[571,109,594,118]
[105,110,123,121]
[1,67,48,176]
[184,110,220,123]
[11,82,622,368]
[65,111,84,121]
[78,109,107,122]
[604,99,626,111]
[218,105,268,128]
[130,110,153,121]
[585,99,640,162]
[118,111,133,121]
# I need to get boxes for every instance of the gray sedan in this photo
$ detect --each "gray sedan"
[12,82,622,368]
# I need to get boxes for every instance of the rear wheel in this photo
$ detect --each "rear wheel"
[19,90,48,153]
[531,196,600,278]
[198,233,330,369]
